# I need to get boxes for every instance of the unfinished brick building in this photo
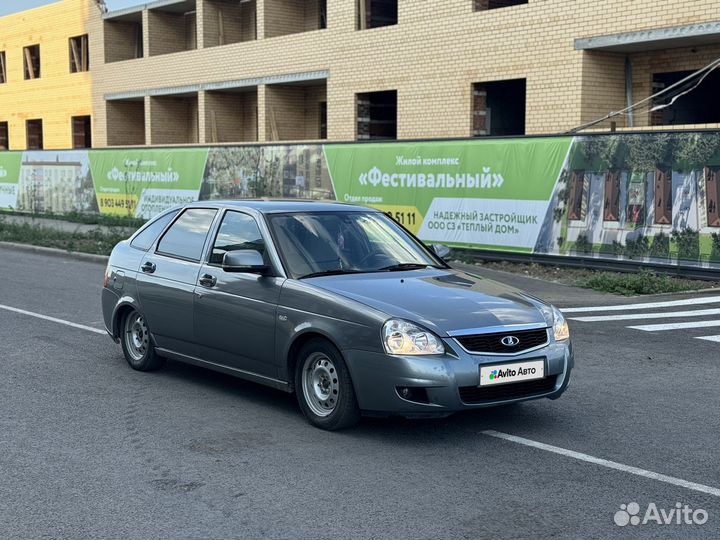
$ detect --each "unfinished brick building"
[79,0,720,146]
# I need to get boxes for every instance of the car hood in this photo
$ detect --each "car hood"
[305,268,550,335]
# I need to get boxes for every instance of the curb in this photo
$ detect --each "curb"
[453,261,720,299]
[0,242,109,265]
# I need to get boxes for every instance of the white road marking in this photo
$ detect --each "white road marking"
[482,430,720,498]
[0,303,107,335]
[562,296,720,314]
[695,335,720,343]
[628,320,720,332]
[569,307,720,322]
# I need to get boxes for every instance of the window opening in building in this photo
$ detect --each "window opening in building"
[357,0,398,29]
[26,119,43,150]
[23,45,41,80]
[474,0,527,9]
[0,122,8,150]
[320,0,327,28]
[72,116,92,149]
[651,70,720,126]
[319,101,327,139]
[357,90,397,140]
[472,79,526,136]
[0,52,6,83]
[69,35,89,73]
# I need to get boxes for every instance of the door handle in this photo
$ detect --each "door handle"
[199,274,217,288]
[141,261,156,274]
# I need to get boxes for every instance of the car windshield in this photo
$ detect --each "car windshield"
[267,211,443,279]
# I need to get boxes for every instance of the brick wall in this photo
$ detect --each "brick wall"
[580,52,627,129]
[266,84,326,141]
[203,0,256,47]
[264,0,320,38]
[86,0,720,148]
[149,96,199,145]
[147,10,194,57]
[104,20,142,63]
[106,100,145,146]
[204,90,257,142]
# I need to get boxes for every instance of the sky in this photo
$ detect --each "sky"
[0,0,144,17]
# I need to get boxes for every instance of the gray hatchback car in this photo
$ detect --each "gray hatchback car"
[102,201,573,430]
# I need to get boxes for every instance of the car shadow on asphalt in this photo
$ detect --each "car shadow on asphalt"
[154,357,559,441]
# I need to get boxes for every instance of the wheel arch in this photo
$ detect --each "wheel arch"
[111,297,142,340]
[286,330,344,392]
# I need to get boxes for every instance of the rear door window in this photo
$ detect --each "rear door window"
[157,208,217,261]
[130,209,179,251]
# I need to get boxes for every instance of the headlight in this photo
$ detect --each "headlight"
[382,319,445,355]
[552,305,570,341]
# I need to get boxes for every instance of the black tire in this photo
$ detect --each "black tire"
[295,338,361,430]
[120,309,165,372]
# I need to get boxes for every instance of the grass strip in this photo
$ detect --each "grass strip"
[0,219,129,256]
[467,260,718,296]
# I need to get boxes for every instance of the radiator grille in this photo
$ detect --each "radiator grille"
[455,328,548,354]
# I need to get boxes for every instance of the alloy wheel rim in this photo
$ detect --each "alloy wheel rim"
[302,352,339,417]
[125,313,149,362]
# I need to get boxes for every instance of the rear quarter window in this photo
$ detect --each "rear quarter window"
[130,210,180,252]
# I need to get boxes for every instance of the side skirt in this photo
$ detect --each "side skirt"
[155,347,292,393]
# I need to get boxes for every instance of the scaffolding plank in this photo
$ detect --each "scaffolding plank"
[211,110,218,143]
[218,10,225,46]
[70,39,82,72]
[269,107,279,141]
[358,0,367,29]
[24,47,36,79]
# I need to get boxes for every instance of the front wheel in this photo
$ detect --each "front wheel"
[120,309,165,372]
[295,339,360,430]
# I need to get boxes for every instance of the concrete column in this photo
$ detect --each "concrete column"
[257,84,267,142]
[144,95,153,146]
[327,80,356,142]
[141,9,150,58]
[196,0,205,49]
[256,0,265,39]
[198,91,208,144]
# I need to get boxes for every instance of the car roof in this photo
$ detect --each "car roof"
[185,199,379,214]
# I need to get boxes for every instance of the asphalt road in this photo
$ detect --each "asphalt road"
[1,246,719,539]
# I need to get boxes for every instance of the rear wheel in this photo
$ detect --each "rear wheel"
[295,339,360,430]
[120,309,165,371]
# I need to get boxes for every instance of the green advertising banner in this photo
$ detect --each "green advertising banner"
[6,131,720,269]
[0,152,23,210]
[325,138,573,251]
[89,149,209,218]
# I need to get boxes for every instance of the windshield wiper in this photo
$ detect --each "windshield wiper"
[378,263,439,272]
[299,269,365,279]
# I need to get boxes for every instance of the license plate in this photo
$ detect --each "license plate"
[479,360,545,387]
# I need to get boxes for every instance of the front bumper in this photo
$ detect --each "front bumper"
[343,338,573,417]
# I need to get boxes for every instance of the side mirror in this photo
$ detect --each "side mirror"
[431,244,451,261]
[222,250,268,274]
